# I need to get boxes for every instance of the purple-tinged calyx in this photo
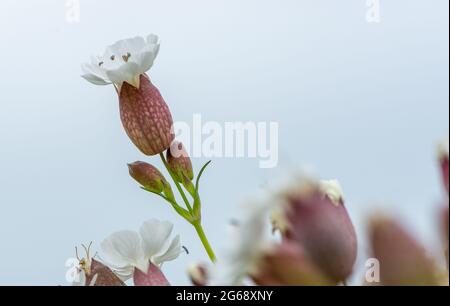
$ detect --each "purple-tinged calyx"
[437,139,449,195]
[120,75,175,156]
[166,141,195,196]
[369,215,441,286]
[128,161,174,200]
[167,141,194,181]
[251,242,333,286]
[272,178,357,283]
[75,243,125,286]
[133,263,170,286]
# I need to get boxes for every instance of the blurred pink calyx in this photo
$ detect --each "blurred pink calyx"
[100,219,181,283]
[73,243,125,286]
[437,138,449,194]
[273,178,357,283]
[81,34,160,89]
[210,192,343,285]
[368,215,441,286]
[272,178,346,235]
[251,242,333,286]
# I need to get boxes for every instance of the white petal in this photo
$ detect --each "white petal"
[146,34,159,45]
[132,50,157,74]
[81,73,110,85]
[71,269,86,286]
[319,179,344,206]
[153,235,182,265]
[81,63,111,85]
[101,230,148,274]
[107,36,146,55]
[103,262,135,281]
[140,219,174,258]
[128,36,147,51]
[82,34,161,87]
[105,62,141,88]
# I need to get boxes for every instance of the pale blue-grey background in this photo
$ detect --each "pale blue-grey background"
[0,0,448,285]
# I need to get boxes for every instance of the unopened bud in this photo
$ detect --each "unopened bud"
[274,178,357,283]
[251,242,333,286]
[369,215,440,285]
[128,161,174,200]
[167,141,194,182]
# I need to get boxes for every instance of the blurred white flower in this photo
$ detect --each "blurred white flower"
[211,176,356,285]
[319,179,344,206]
[101,219,181,281]
[81,34,160,88]
[209,201,273,285]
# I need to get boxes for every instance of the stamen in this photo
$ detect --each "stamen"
[110,55,115,61]
[75,246,81,261]
[182,246,190,255]
[98,61,104,67]
[122,52,131,62]
[81,241,93,259]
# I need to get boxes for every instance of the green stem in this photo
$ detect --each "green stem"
[193,221,216,262]
[158,153,216,263]
[159,153,193,213]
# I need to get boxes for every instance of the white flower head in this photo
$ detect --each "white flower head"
[101,219,181,281]
[209,200,273,285]
[81,34,160,88]
[319,179,344,206]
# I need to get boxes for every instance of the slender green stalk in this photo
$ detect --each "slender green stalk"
[159,153,193,213]
[158,153,216,262]
[193,221,216,262]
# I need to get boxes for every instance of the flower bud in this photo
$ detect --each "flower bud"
[273,178,357,283]
[437,139,449,195]
[369,215,440,285]
[166,141,194,182]
[187,263,209,286]
[251,242,333,286]
[128,161,174,200]
[120,75,175,156]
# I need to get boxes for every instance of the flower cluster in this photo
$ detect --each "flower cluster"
[79,34,215,285]
[79,34,449,286]
[207,140,449,286]
[208,178,357,286]
[365,139,449,286]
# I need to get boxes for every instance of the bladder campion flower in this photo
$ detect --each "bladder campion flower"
[82,35,174,156]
